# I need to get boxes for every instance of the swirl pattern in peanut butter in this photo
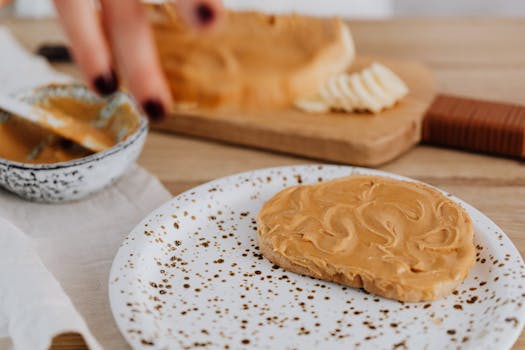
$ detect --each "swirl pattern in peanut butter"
[257,175,476,302]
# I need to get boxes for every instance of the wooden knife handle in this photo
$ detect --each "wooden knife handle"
[422,94,525,159]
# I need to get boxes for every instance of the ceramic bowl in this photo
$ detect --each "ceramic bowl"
[0,84,148,203]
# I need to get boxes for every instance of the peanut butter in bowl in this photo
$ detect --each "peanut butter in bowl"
[0,87,140,165]
[0,84,148,202]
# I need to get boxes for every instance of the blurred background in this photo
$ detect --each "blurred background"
[1,0,525,18]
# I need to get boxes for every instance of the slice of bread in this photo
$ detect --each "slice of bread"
[257,176,476,302]
[148,5,355,109]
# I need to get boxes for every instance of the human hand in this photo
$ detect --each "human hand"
[53,0,223,122]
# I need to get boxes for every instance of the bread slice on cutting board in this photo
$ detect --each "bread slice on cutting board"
[148,5,355,109]
[257,175,476,302]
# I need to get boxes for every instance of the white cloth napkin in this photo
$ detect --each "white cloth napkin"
[0,218,101,349]
[0,27,172,349]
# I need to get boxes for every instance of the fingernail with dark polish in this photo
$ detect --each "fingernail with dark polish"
[195,3,215,25]
[142,99,166,122]
[93,70,118,96]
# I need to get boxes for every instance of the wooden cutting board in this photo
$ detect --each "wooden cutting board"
[153,56,436,166]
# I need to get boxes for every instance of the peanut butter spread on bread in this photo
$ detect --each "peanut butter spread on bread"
[149,6,355,109]
[257,176,476,302]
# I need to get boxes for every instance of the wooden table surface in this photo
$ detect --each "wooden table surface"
[3,17,525,350]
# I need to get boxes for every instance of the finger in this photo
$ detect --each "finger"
[0,0,13,9]
[53,0,118,95]
[100,0,172,122]
[175,0,224,30]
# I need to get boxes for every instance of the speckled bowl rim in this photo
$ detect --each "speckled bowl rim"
[0,84,148,171]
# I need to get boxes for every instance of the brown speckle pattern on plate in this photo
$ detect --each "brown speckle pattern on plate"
[109,165,525,349]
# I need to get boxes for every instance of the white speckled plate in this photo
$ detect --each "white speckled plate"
[109,165,525,350]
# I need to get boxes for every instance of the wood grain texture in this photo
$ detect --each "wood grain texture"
[50,333,88,350]
[2,17,524,350]
[153,56,436,166]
